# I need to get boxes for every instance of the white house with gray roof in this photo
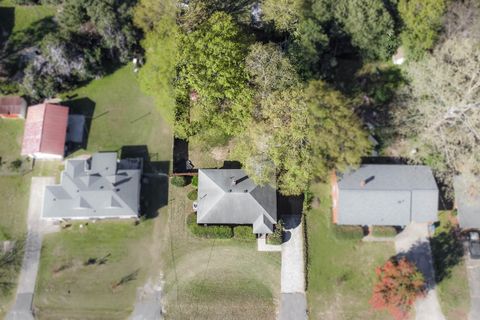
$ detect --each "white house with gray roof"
[454,175,480,229]
[196,169,277,234]
[42,152,142,220]
[332,165,439,226]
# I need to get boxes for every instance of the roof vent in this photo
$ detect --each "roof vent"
[228,189,232,192]
[231,179,237,186]
[360,176,375,187]
[244,189,248,193]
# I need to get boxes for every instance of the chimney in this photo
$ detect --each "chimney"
[360,176,375,187]
[231,178,237,186]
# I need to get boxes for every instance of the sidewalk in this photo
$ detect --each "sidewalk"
[278,215,307,320]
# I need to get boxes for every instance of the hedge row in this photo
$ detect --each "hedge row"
[371,226,397,237]
[333,225,365,240]
[233,226,256,240]
[187,213,233,239]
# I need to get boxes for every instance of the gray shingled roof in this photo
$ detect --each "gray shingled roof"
[42,153,142,219]
[454,175,480,229]
[337,165,439,226]
[197,169,277,233]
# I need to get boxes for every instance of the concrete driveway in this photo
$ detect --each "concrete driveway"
[395,223,445,320]
[6,177,56,320]
[278,215,307,320]
[465,251,480,320]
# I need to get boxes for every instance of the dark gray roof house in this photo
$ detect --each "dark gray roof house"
[454,175,480,229]
[197,169,277,234]
[42,152,142,220]
[333,165,439,226]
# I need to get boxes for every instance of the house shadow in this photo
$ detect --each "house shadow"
[221,160,242,169]
[62,97,96,156]
[361,156,410,165]
[120,145,169,219]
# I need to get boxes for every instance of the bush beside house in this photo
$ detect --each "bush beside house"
[267,220,283,245]
[187,213,233,239]
[333,225,365,240]
[371,226,398,237]
[171,176,187,188]
[233,226,256,240]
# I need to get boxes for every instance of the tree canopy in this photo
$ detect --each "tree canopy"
[174,12,254,143]
[398,0,447,60]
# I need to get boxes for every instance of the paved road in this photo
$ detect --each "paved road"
[278,215,307,320]
[6,177,55,320]
[394,223,445,320]
[465,251,480,320]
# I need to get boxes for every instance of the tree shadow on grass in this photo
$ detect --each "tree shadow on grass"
[429,224,464,283]
[0,7,14,49]
[1,16,57,62]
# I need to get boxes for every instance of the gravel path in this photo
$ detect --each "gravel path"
[278,215,307,320]
[6,177,56,320]
[394,223,445,320]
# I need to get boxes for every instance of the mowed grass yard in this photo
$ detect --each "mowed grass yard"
[306,183,395,320]
[35,221,157,320]
[0,0,56,32]
[162,184,281,320]
[62,65,172,157]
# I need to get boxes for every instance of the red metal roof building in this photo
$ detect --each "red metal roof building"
[21,103,69,159]
[0,96,27,118]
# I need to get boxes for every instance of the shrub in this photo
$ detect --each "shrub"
[234,226,256,240]
[9,159,22,171]
[171,175,187,187]
[333,225,364,240]
[187,213,233,239]
[372,226,397,237]
[267,220,283,245]
[370,257,426,319]
[191,175,198,188]
[187,189,198,201]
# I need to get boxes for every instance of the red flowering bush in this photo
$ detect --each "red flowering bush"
[370,257,426,319]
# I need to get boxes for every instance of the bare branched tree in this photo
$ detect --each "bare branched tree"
[394,37,480,181]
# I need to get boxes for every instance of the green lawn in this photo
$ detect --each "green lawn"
[0,118,24,164]
[0,0,56,33]
[62,65,172,158]
[433,211,470,320]
[306,183,395,320]
[35,221,156,320]
[162,184,281,320]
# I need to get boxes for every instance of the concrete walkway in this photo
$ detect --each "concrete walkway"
[465,251,480,320]
[278,215,307,320]
[6,177,56,320]
[394,223,445,320]
[130,276,164,320]
[257,235,282,252]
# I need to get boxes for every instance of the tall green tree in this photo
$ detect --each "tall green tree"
[335,0,398,60]
[235,82,370,195]
[262,0,304,32]
[134,0,178,120]
[398,0,446,60]
[175,12,253,143]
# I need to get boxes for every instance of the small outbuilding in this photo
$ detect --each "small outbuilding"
[21,103,69,159]
[454,175,480,229]
[0,96,27,119]
[42,152,143,220]
[197,169,277,234]
[332,165,439,226]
